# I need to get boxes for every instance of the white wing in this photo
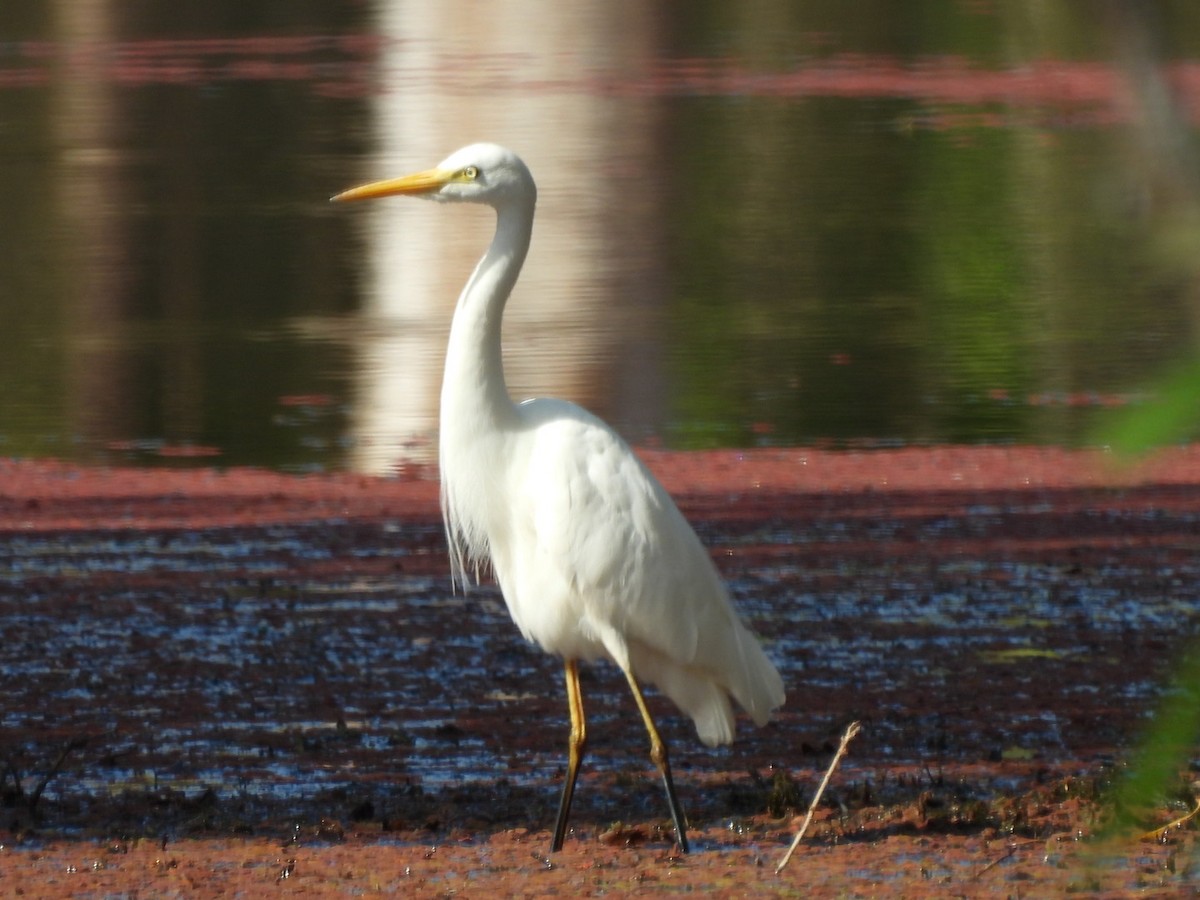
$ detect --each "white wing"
[496,398,784,746]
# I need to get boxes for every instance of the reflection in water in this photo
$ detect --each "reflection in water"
[54,0,132,450]
[2,3,1199,469]
[348,1,665,473]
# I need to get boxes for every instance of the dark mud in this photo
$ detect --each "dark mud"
[1,447,1198,896]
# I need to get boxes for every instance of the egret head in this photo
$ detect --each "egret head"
[332,143,535,209]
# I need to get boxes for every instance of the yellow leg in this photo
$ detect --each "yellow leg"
[551,659,586,851]
[622,668,690,853]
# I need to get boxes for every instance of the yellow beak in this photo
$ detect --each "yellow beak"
[330,168,452,203]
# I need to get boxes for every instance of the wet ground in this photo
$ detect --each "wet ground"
[1,446,1199,896]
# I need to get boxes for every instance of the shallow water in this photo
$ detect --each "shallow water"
[2,480,1195,820]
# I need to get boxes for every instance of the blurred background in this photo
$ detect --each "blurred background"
[2,1,1198,474]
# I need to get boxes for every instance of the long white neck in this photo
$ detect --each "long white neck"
[440,199,533,433]
[438,197,535,584]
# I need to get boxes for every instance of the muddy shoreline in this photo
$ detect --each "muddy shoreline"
[2,446,1198,896]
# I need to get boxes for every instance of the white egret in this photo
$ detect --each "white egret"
[333,144,784,852]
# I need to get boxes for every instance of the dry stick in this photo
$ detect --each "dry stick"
[27,736,89,813]
[972,844,1018,879]
[776,720,862,874]
[1141,798,1200,841]
[970,839,1041,880]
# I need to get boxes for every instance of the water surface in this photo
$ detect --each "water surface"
[3,2,1198,472]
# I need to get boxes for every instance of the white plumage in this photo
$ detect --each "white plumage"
[334,143,784,852]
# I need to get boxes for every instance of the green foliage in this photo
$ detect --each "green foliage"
[1096,357,1200,455]
[1094,353,1200,840]
[1100,643,1200,837]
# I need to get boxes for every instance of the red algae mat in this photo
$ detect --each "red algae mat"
[1,446,1200,897]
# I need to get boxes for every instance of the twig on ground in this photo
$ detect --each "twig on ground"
[2,735,91,817]
[775,720,862,874]
[1141,798,1200,841]
[27,736,90,814]
[971,839,1041,880]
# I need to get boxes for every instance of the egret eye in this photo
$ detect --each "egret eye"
[463,166,479,180]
